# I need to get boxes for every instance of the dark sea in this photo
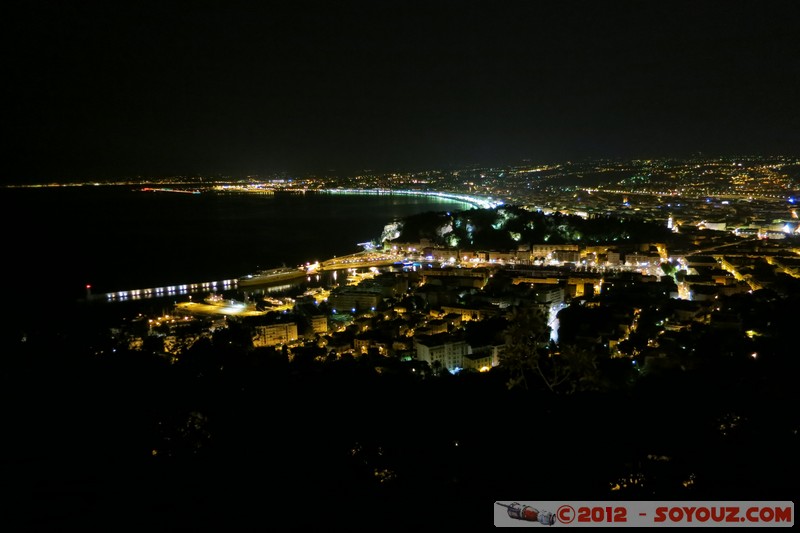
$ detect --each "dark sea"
[4,186,471,307]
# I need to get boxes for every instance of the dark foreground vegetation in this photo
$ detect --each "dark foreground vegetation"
[2,294,798,531]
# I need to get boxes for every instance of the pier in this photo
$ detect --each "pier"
[88,278,238,303]
[320,251,398,270]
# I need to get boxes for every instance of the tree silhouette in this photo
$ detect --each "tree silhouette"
[500,306,549,391]
[502,306,601,393]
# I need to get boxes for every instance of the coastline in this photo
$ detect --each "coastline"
[214,184,499,210]
[316,188,499,209]
[9,186,482,304]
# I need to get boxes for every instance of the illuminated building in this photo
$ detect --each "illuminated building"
[253,322,298,347]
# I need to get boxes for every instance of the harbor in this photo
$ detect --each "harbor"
[84,252,402,305]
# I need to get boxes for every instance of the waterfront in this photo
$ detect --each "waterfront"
[89,264,396,305]
[2,186,473,307]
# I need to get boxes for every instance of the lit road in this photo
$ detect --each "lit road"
[174,300,267,317]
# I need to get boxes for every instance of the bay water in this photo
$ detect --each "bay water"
[4,186,471,308]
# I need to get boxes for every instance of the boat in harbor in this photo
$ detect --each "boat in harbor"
[238,266,308,287]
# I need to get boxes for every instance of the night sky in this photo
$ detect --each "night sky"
[3,0,799,183]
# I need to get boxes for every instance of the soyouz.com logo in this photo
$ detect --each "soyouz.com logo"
[495,501,794,527]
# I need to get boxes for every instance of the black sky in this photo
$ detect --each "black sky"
[2,0,799,183]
